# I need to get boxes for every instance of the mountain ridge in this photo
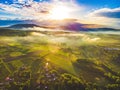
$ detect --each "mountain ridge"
[8,23,119,32]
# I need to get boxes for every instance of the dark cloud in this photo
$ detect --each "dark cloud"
[40,10,49,14]
[98,11,120,18]
[91,8,120,18]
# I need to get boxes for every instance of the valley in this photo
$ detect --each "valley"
[0,28,120,90]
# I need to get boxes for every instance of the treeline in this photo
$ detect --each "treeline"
[0,28,31,36]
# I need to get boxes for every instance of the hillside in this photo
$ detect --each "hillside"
[9,24,40,29]
[7,22,119,32]
[0,28,120,90]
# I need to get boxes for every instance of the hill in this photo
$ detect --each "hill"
[9,24,40,29]
[7,22,119,32]
[0,28,120,90]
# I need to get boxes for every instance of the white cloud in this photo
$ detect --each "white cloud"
[83,7,120,28]
[17,0,33,4]
[89,7,120,18]
[0,0,79,20]
[0,2,50,20]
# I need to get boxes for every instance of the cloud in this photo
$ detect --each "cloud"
[83,7,120,28]
[0,0,79,20]
[89,7,120,19]
[0,2,51,20]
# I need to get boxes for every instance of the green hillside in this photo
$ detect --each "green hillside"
[0,28,120,90]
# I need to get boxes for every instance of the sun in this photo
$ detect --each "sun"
[49,6,70,20]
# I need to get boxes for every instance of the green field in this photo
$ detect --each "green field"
[0,28,120,90]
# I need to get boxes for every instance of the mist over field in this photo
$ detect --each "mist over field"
[0,0,120,90]
[0,27,120,90]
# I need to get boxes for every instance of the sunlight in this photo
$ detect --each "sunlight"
[49,6,70,20]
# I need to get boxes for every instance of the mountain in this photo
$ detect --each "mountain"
[87,28,118,32]
[6,20,119,31]
[9,24,40,29]
[59,22,119,31]
[60,22,88,31]
[0,20,38,27]
[0,20,24,27]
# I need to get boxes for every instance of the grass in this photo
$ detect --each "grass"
[0,28,120,89]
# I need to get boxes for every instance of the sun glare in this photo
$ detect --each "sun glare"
[49,6,70,20]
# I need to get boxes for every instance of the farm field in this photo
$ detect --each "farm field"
[0,28,120,90]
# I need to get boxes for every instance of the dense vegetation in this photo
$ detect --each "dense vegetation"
[0,28,120,90]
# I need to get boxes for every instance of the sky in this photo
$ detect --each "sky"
[0,0,120,28]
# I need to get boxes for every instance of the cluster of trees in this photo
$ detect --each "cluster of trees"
[1,65,86,90]
[0,28,31,36]
[74,59,120,90]
[104,72,120,83]
[0,57,120,90]
[3,66,31,90]
[2,65,120,90]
